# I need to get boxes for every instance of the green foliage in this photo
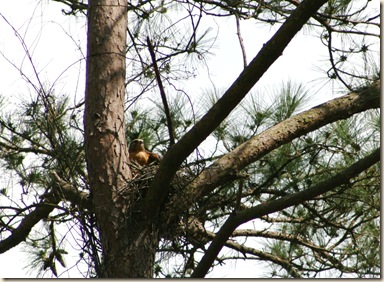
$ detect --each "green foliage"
[126,92,195,152]
[0,0,379,278]
[0,90,85,182]
[270,82,309,124]
[0,88,88,277]
[25,221,69,277]
[189,80,379,278]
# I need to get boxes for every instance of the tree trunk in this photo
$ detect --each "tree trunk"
[84,0,158,277]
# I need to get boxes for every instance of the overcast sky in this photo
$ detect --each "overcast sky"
[0,0,379,278]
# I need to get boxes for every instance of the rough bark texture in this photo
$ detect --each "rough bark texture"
[84,0,157,277]
[191,148,380,277]
[187,81,380,199]
[160,80,380,245]
[142,0,329,220]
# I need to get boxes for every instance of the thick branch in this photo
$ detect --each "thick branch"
[187,80,380,200]
[51,172,93,210]
[143,0,329,220]
[191,147,379,277]
[0,172,93,254]
[0,194,59,254]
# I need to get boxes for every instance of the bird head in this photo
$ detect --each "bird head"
[129,139,145,153]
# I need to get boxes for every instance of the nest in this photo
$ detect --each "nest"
[117,161,199,239]
[115,163,158,216]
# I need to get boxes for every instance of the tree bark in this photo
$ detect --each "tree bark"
[84,0,157,277]
[187,81,380,200]
[161,81,379,234]
[191,148,380,277]
[142,0,329,221]
[0,192,60,254]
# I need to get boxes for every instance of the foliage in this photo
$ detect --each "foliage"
[0,0,380,278]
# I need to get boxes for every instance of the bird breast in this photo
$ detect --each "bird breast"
[130,151,149,166]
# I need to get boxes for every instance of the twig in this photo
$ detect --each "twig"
[233,179,244,214]
[191,147,379,278]
[146,36,175,147]
[325,29,354,92]
[235,13,247,69]
[0,193,60,254]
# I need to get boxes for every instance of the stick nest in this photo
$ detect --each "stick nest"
[119,162,198,239]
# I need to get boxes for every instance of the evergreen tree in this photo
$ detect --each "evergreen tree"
[0,0,379,278]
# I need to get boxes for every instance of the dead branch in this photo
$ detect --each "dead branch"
[146,36,175,147]
[143,0,330,221]
[191,147,379,277]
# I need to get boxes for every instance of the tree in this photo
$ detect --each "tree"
[0,0,380,278]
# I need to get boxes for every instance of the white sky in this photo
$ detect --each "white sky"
[0,0,380,278]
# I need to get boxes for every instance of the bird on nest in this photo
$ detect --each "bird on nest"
[128,139,161,166]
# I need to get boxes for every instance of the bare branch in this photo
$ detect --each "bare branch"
[191,147,379,277]
[0,194,60,254]
[235,13,247,69]
[0,171,93,254]
[187,217,302,277]
[187,80,380,200]
[143,0,330,221]
[146,36,175,147]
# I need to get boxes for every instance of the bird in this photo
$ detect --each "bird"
[128,139,160,166]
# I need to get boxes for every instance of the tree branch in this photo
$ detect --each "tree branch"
[191,147,379,277]
[51,0,88,15]
[221,237,303,278]
[0,194,60,254]
[187,217,303,277]
[143,0,330,220]
[0,171,93,254]
[187,80,380,200]
[51,171,93,211]
[231,229,352,271]
[235,12,247,69]
[146,36,175,147]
